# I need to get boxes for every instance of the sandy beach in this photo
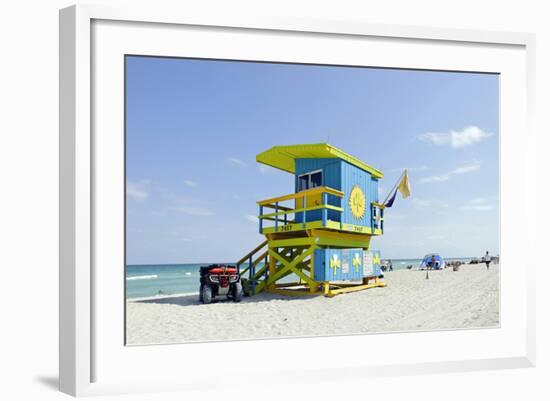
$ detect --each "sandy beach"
[126,263,499,345]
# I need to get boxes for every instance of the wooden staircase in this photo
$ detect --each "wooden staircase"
[236,240,269,295]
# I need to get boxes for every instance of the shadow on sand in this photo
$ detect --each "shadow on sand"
[132,291,317,307]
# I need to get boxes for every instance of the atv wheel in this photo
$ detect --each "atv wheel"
[199,285,204,303]
[232,282,243,302]
[201,285,212,304]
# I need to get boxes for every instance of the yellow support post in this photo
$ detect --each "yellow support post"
[323,281,330,296]
[268,251,276,291]
[325,280,386,297]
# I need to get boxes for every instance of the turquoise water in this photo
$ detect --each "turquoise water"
[126,257,474,299]
[383,257,473,270]
[126,263,211,299]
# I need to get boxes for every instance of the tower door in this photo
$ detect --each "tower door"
[296,170,323,217]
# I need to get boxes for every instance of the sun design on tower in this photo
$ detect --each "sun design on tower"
[349,185,366,219]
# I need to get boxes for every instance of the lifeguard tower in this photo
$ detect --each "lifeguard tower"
[237,143,386,297]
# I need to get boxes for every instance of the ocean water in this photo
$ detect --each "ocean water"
[126,257,474,299]
[126,263,211,299]
[382,257,473,270]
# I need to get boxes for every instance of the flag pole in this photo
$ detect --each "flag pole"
[382,169,406,206]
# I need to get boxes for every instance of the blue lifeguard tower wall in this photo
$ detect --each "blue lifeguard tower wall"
[313,248,382,281]
[294,158,380,230]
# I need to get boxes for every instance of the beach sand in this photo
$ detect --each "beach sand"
[126,263,499,345]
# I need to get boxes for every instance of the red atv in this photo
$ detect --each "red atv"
[199,264,243,304]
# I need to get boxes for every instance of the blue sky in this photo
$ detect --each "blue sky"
[126,56,499,264]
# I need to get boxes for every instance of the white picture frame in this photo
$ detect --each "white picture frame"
[59,4,536,397]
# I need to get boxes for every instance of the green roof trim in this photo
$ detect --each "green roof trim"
[256,143,384,178]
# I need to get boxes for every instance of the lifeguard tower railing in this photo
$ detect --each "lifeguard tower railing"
[257,186,384,235]
[235,185,386,297]
[258,186,343,234]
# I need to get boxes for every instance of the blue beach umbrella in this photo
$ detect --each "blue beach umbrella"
[419,254,446,270]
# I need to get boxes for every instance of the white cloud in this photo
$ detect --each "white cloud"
[418,161,481,184]
[411,198,449,209]
[390,165,428,173]
[171,206,214,216]
[469,197,490,204]
[462,204,494,211]
[452,161,481,174]
[227,157,246,166]
[384,212,404,220]
[418,126,493,149]
[461,197,495,211]
[127,181,149,200]
[258,165,270,174]
[184,179,197,187]
[418,174,450,184]
[411,198,434,208]
[244,214,258,223]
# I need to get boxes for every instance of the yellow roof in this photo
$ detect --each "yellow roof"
[256,143,383,178]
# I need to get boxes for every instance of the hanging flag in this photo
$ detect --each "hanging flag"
[398,170,411,198]
[384,188,398,208]
[384,170,411,208]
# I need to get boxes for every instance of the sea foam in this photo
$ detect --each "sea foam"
[126,274,158,281]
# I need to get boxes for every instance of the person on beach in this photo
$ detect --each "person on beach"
[425,255,436,280]
[483,251,491,270]
[389,260,393,272]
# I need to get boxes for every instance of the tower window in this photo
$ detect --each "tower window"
[298,170,323,191]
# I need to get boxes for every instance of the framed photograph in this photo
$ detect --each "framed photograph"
[59,4,536,396]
